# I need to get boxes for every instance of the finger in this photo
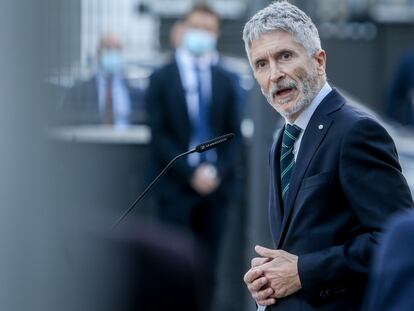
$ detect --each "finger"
[243,268,263,284]
[255,245,277,258]
[256,297,276,306]
[254,285,274,301]
[247,276,268,292]
[251,257,271,268]
[274,287,290,299]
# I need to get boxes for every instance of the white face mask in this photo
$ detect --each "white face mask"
[182,29,217,56]
[100,49,123,74]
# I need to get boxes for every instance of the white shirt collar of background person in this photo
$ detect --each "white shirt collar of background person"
[176,48,214,72]
[284,82,332,161]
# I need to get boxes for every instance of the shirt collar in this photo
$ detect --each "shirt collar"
[285,82,332,130]
[97,71,123,81]
[175,48,213,70]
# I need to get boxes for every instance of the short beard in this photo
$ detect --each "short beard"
[264,66,321,120]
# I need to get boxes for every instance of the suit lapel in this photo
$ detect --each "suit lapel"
[209,65,220,127]
[269,127,284,244]
[172,61,192,132]
[276,90,345,247]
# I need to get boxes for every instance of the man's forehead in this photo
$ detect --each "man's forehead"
[250,31,307,56]
[187,11,219,31]
[100,37,122,50]
[251,30,294,46]
[187,10,218,21]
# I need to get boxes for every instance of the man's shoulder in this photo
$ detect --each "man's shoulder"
[211,64,239,94]
[309,89,392,148]
[327,95,395,150]
[151,61,178,78]
[386,211,414,240]
[328,90,381,127]
[212,63,237,80]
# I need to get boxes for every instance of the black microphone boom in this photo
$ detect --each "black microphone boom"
[195,133,234,153]
[111,133,235,229]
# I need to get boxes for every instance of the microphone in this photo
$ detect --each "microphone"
[195,133,235,153]
[111,133,235,230]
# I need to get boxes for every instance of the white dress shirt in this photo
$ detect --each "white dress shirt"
[257,82,332,311]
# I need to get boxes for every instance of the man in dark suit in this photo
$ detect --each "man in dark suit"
[145,3,241,284]
[364,210,414,311]
[242,2,413,310]
[62,34,143,126]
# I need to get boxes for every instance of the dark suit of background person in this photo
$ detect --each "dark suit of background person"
[64,75,143,125]
[385,50,414,126]
[61,34,143,126]
[241,2,413,311]
[145,5,241,279]
[363,210,414,311]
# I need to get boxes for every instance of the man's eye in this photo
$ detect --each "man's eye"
[256,60,267,69]
[281,52,292,60]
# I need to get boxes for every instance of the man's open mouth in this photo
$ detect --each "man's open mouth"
[273,87,296,99]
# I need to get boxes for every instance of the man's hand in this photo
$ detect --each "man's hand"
[255,245,302,299]
[190,164,220,195]
[244,256,276,306]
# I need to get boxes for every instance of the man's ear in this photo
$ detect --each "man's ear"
[314,50,326,76]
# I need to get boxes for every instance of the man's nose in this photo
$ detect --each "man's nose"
[269,63,285,83]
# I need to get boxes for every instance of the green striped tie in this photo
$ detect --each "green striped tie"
[280,124,302,206]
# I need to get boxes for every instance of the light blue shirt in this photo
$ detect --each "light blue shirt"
[175,48,217,166]
[97,72,131,127]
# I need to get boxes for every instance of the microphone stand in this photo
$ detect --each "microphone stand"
[111,148,196,230]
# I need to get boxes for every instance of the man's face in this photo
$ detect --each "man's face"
[250,30,326,122]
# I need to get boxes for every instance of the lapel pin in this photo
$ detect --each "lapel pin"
[318,124,324,130]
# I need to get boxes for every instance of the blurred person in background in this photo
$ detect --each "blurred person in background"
[242,1,413,310]
[385,50,414,127]
[363,210,414,311]
[145,3,241,308]
[62,34,143,126]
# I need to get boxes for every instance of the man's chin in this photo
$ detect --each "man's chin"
[273,103,296,117]
[273,102,307,121]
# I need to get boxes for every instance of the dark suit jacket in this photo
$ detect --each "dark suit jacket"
[364,210,414,311]
[61,75,144,125]
[267,89,413,310]
[145,60,241,217]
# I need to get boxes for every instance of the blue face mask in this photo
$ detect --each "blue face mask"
[100,50,123,74]
[182,29,217,56]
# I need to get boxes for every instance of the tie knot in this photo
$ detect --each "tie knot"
[282,124,302,149]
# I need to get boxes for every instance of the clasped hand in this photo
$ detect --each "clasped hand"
[243,245,302,306]
[191,164,220,195]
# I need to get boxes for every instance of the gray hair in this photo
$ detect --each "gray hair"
[242,1,321,64]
